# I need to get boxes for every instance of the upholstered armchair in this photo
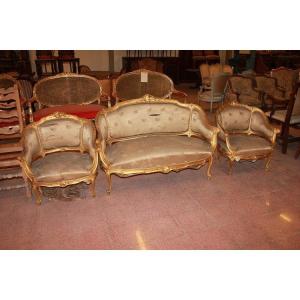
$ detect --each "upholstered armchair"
[95,95,219,193]
[271,67,298,99]
[254,75,287,110]
[114,69,187,103]
[28,73,105,122]
[227,75,264,108]
[216,103,279,173]
[199,63,233,91]
[19,113,98,204]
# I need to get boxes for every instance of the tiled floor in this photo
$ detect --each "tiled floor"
[0,141,299,250]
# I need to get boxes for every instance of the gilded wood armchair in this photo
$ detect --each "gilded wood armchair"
[216,102,279,174]
[19,113,98,204]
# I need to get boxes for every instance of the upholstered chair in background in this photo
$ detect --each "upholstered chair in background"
[198,73,230,112]
[227,75,263,108]
[271,67,298,99]
[254,75,287,110]
[19,113,98,204]
[199,63,233,91]
[216,102,279,173]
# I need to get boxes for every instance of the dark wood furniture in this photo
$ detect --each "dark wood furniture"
[0,50,32,75]
[267,85,300,153]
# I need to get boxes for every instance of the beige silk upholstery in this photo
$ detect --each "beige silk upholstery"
[20,113,98,204]
[228,76,262,107]
[216,103,278,172]
[106,136,211,170]
[95,95,219,192]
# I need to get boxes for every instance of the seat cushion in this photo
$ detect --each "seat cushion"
[31,152,93,182]
[219,134,272,156]
[198,91,222,103]
[33,104,104,121]
[106,135,211,170]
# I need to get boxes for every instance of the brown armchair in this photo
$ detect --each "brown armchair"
[216,102,279,174]
[271,67,298,99]
[28,73,105,122]
[114,69,187,103]
[254,75,287,110]
[19,113,98,204]
[227,75,264,108]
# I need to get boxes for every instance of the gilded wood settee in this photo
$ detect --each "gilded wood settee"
[216,102,279,173]
[19,113,98,204]
[95,95,219,193]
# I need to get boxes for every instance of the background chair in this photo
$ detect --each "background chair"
[28,73,104,122]
[227,75,263,108]
[19,113,98,204]
[0,74,29,193]
[199,63,233,91]
[198,73,230,112]
[216,102,279,173]
[254,75,287,110]
[266,86,300,153]
[115,69,187,103]
[271,67,298,99]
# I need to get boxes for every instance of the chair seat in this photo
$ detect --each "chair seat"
[266,110,300,124]
[31,152,93,182]
[106,135,211,170]
[198,91,223,103]
[33,104,104,121]
[219,134,272,156]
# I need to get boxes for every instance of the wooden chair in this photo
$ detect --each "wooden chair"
[266,85,300,153]
[0,74,29,194]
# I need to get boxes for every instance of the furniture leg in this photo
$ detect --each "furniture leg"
[281,123,289,154]
[265,154,272,171]
[33,185,42,205]
[89,178,96,197]
[106,173,112,194]
[207,157,213,179]
[21,169,31,200]
[228,159,233,175]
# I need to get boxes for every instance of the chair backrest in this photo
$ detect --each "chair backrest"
[228,75,254,95]
[271,67,298,93]
[33,73,102,107]
[96,95,210,142]
[0,74,24,136]
[254,75,277,94]
[200,64,233,81]
[79,65,91,73]
[115,69,174,101]
[211,73,230,96]
[216,102,269,135]
[22,113,95,157]
[137,58,164,73]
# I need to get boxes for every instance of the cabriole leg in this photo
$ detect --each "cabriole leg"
[33,185,42,205]
[106,173,112,194]
[89,178,96,197]
[207,157,213,179]
[228,159,233,175]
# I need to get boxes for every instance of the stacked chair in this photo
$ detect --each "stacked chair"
[0,74,29,193]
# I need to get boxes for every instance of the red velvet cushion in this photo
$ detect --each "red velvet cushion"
[33,104,104,121]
